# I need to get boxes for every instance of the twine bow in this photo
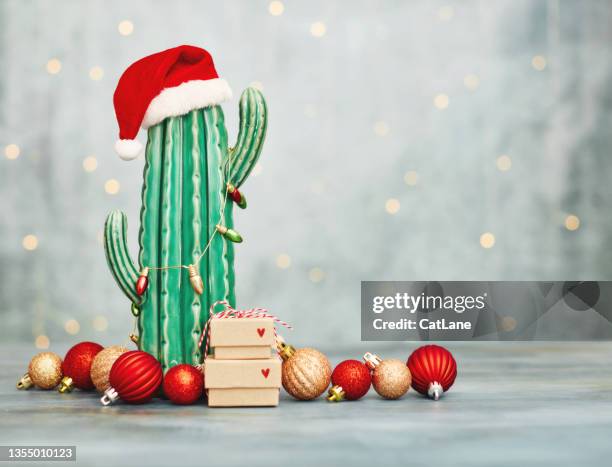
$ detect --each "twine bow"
[199,300,292,359]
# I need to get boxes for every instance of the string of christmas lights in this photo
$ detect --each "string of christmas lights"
[135,155,246,297]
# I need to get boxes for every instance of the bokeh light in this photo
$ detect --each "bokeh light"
[385,198,400,214]
[118,20,134,36]
[83,156,98,172]
[276,254,291,269]
[269,1,284,16]
[480,232,496,249]
[64,319,80,335]
[104,179,120,195]
[434,94,449,109]
[4,144,20,160]
[35,335,50,349]
[496,155,512,171]
[22,235,38,251]
[565,215,580,231]
[310,22,326,37]
[46,58,61,74]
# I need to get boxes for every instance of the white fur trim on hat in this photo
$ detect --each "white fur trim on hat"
[142,78,232,129]
[115,138,144,160]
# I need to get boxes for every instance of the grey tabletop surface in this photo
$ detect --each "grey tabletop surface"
[2,342,611,467]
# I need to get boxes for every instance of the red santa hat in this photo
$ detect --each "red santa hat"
[113,45,232,160]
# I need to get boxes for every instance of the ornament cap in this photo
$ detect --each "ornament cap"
[327,385,346,402]
[17,373,33,390]
[428,381,444,400]
[363,352,382,370]
[276,336,296,361]
[130,333,140,344]
[58,376,74,393]
[101,387,119,406]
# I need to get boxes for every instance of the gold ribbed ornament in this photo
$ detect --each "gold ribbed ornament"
[90,346,129,393]
[279,339,331,400]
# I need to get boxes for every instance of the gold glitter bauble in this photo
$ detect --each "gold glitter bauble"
[28,352,63,389]
[372,359,411,400]
[281,348,332,400]
[90,346,128,393]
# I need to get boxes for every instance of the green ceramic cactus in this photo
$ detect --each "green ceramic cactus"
[104,88,267,371]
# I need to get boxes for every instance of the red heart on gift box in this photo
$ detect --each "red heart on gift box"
[261,368,270,378]
[257,328,265,337]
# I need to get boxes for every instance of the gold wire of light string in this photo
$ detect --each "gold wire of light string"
[142,148,234,273]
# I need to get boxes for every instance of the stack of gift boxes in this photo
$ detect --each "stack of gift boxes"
[204,317,281,407]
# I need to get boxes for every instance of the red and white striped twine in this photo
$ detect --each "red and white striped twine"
[198,300,292,359]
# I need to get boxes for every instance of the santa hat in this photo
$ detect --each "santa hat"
[113,45,232,160]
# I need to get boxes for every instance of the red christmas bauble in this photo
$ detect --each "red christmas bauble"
[59,341,104,392]
[101,351,162,405]
[327,359,371,401]
[163,364,204,405]
[407,345,457,400]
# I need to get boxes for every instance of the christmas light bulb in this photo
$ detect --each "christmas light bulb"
[135,267,149,296]
[188,264,204,295]
[227,183,247,209]
[216,224,243,243]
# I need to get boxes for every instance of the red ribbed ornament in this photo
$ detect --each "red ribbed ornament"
[407,345,457,400]
[100,351,162,405]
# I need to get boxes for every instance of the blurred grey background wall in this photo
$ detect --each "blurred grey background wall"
[1,0,612,350]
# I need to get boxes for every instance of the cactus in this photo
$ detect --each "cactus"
[104,88,267,371]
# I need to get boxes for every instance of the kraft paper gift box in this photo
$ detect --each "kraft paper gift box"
[209,317,275,360]
[204,358,281,388]
[207,388,279,407]
[204,358,281,407]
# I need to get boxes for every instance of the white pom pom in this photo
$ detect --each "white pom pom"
[115,139,143,161]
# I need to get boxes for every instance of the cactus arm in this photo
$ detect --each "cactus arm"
[137,125,164,360]
[180,110,206,365]
[227,88,268,188]
[104,210,141,305]
[205,107,235,318]
[158,116,186,371]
